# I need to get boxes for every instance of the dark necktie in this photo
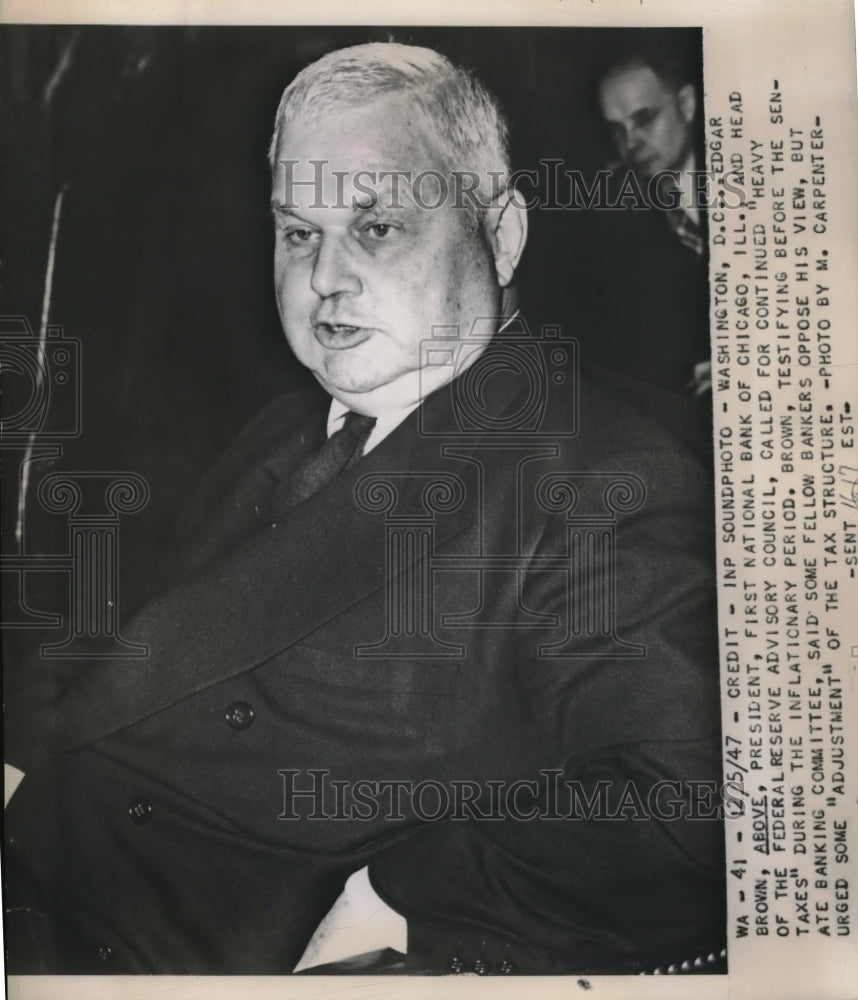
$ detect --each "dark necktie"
[274,410,376,517]
[666,205,705,256]
[657,174,705,257]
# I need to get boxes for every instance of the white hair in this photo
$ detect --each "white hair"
[268,42,510,219]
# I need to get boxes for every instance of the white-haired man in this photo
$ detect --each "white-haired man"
[5,42,724,976]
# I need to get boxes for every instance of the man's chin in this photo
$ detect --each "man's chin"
[632,163,658,179]
[315,368,387,396]
[315,367,426,414]
[314,368,392,398]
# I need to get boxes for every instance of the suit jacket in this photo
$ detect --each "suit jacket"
[4,332,725,975]
[532,175,710,396]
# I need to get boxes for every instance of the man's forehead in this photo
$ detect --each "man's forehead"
[600,64,671,115]
[270,159,450,215]
[274,92,445,166]
[271,97,453,212]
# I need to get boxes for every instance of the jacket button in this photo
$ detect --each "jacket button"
[224,701,255,730]
[128,797,153,824]
[472,941,491,975]
[448,955,465,974]
[498,944,516,974]
[96,943,113,962]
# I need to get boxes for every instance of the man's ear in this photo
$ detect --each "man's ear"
[677,82,697,124]
[486,190,528,288]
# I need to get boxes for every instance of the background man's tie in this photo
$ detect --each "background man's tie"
[660,175,705,257]
[274,410,376,516]
[665,204,705,256]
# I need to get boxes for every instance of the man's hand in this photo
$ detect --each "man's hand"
[5,764,25,807]
[293,865,407,972]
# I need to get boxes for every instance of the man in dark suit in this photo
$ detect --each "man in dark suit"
[568,46,710,399]
[4,41,725,976]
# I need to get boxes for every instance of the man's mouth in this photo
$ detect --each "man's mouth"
[313,323,373,350]
[630,151,656,169]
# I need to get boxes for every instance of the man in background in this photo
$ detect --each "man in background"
[569,46,710,401]
[599,52,703,252]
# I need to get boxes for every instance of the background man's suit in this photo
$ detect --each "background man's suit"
[5,338,724,975]
[548,193,709,398]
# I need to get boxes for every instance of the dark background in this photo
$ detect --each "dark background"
[1,25,703,578]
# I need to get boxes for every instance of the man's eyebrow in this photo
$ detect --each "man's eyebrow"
[270,202,312,221]
[269,191,413,218]
[353,190,378,211]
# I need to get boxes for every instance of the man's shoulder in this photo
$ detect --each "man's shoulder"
[166,387,328,550]
[575,366,713,472]
[411,329,712,477]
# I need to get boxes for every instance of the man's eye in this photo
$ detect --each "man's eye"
[285,228,318,246]
[363,222,396,240]
[633,108,658,129]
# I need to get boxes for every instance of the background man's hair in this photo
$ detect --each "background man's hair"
[596,42,695,98]
[268,41,511,220]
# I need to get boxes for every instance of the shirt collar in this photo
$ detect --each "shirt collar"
[326,310,521,453]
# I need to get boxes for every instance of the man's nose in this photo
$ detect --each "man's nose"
[611,124,636,160]
[622,123,644,154]
[310,234,361,298]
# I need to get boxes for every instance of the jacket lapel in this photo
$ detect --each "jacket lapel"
[52,330,553,748]
[51,388,475,748]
